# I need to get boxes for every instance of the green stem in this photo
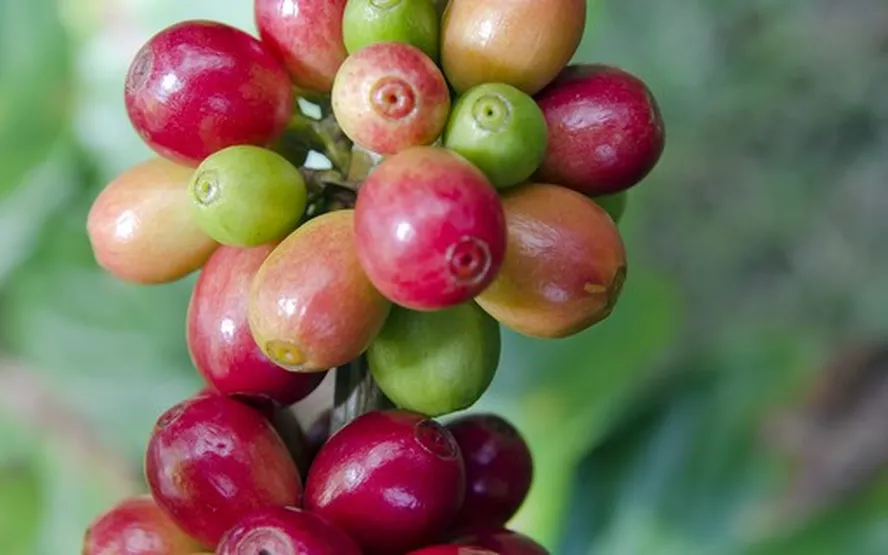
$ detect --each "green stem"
[331,355,395,433]
[288,112,352,174]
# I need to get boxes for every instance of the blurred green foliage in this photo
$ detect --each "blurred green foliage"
[1,0,887,553]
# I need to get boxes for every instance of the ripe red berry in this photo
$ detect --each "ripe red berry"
[305,410,466,554]
[188,244,326,407]
[217,507,362,555]
[332,42,451,155]
[83,495,205,555]
[255,0,348,93]
[354,146,506,311]
[145,393,302,547]
[535,64,665,196]
[455,529,549,555]
[447,414,533,530]
[125,20,293,166]
[409,547,499,555]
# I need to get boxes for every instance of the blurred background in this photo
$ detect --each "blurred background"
[1,0,887,553]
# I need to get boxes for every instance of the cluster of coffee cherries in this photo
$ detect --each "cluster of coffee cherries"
[83,0,665,553]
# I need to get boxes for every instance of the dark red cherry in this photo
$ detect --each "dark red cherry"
[535,64,665,196]
[125,20,293,166]
[409,546,499,555]
[145,393,302,546]
[217,506,361,555]
[354,146,506,311]
[455,529,549,555]
[305,410,466,554]
[447,414,533,530]
[187,244,326,407]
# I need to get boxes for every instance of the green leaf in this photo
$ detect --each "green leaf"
[0,462,42,555]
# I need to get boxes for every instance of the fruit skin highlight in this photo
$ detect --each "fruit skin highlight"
[188,145,308,247]
[476,183,627,339]
[443,82,549,190]
[354,146,507,311]
[187,244,326,407]
[255,0,349,93]
[368,302,501,417]
[305,410,466,554]
[82,495,206,555]
[145,392,302,547]
[535,64,666,196]
[216,506,362,555]
[249,210,392,372]
[343,0,441,61]
[87,157,218,284]
[124,20,293,166]
[441,0,586,95]
[333,42,451,155]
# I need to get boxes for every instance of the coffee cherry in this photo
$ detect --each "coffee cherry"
[87,157,218,285]
[249,210,392,372]
[145,393,302,546]
[455,529,549,555]
[354,146,506,310]
[368,302,501,417]
[441,0,586,95]
[187,244,326,407]
[125,20,292,166]
[343,0,440,61]
[188,146,308,247]
[83,495,206,555]
[305,410,466,554]
[443,82,548,189]
[409,547,499,555]
[217,507,362,555]
[447,414,533,530]
[592,190,628,224]
[255,0,348,93]
[332,42,450,155]
[535,64,665,196]
[476,183,627,338]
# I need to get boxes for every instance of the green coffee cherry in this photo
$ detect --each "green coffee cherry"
[368,302,501,417]
[343,0,440,61]
[443,82,548,189]
[189,146,307,247]
[592,190,628,224]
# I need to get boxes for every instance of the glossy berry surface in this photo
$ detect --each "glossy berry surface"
[83,495,205,555]
[87,157,217,285]
[368,302,501,417]
[409,547,499,555]
[535,64,666,196]
[343,0,440,61]
[355,146,506,311]
[145,392,302,546]
[447,414,533,530]
[249,210,392,372]
[217,506,362,555]
[305,410,466,554]
[476,183,627,338]
[443,82,548,189]
[124,20,292,166]
[255,0,348,93]
[332,42,450,155]
[187,244,326,407]
[441,0,586,95]
[188,146,308,247]
[455,530,549,555]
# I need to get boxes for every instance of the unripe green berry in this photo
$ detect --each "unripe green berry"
[189,146,307,247]
[368,302,501,417]
[443,83,548,189]
[343,0,440,61]
[592,190,628,224]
